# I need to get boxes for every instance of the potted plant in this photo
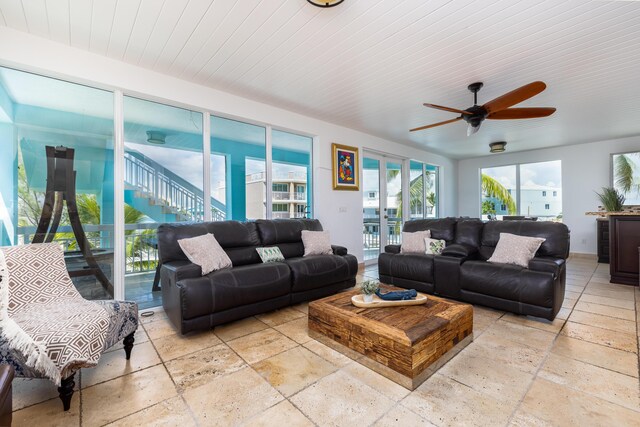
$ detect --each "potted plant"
[361,280,379,303]
[595,187,625,212]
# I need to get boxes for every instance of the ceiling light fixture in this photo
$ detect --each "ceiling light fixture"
[146,131,166,144]
[307,0,345,7]
[489,141,507,153]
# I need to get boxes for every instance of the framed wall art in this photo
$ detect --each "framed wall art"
[332,143,359,191]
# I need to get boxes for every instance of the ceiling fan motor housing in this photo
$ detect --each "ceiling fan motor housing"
[462,105,486,127]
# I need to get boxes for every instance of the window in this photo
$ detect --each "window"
[273,183,288,192]
[0,67,116,302]
[481,165,517,220]
[211,116,266,220]
[409,160,439,219]
[272,204,288,212]
[481,160,562,221]
[271,129,313,218]
[613,151,640,205]
[124,96,203,307]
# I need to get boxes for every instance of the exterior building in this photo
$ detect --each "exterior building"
[484,185,562,220]
[242,171,308,220]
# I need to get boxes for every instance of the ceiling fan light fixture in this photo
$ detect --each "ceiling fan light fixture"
[306,0,345,7]
[467,124,480,136]
[146,131,166,144]
[489,141,507,153]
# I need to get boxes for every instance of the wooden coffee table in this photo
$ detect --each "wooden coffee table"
[308,285,473,390]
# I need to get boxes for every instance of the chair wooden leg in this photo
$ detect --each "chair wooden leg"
[58,373,75,411]
[124,332,135,360]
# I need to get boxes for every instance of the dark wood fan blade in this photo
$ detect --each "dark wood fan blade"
[410,117,462,132]
[483,81,547,114]
[487,107,556,119]
[423,103,471,115]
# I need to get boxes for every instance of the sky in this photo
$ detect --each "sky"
[482,160,562,190]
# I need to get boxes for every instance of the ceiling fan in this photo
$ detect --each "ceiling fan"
[410,81,556,136]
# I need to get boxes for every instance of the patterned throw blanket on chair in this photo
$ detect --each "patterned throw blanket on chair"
[0,243,110,385]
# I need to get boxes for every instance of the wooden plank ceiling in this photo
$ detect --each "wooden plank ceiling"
[1,0,639,158]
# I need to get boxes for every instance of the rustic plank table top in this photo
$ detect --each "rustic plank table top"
[308,285,473,390]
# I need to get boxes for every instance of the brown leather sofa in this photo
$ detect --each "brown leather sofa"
[379,218,570,320]
[158,219,357,334]
[0,365,14,426]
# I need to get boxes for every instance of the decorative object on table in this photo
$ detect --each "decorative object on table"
[594,187,625,212]
[0,243,139,411]
[332,143,359,190]
[351,292,428,308]
[361,280,379,303]
[375,288,417,300]
[307,0,344,7]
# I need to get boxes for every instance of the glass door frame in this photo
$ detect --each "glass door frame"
[362,151,409,265]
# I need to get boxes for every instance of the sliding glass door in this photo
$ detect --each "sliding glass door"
[362,153,404,264]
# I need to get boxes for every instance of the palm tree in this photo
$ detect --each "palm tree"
[614,153,639,195]
[481,174,516,214]
[392,169,434,221]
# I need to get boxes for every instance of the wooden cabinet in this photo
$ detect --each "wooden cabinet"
[609,215,640,286]
[597,218,609,263]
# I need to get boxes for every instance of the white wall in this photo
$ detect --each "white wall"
[0,27,457,262]
[458,135,640,254]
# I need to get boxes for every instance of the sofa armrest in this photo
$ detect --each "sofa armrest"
[161,260,202,287]
[528,257,565,278]
[331,245,348,256]
[441,243,478,259]
[385,245,401,254]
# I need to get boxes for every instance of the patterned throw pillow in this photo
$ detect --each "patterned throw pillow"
[178,233,232,275]
[487,233,546,268]
[424,237,445,255]
[400,230,431,254]
[301,230,333,256]
[256,247,285,263]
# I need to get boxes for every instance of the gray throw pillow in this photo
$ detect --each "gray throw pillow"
[301,230,333,256]
[487,233,546,268]
[400,230,431,254]
[178,233,232,275]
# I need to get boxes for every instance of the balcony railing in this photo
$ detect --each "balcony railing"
[272,192,307,201]
[363,219,402,260]
[18,224,160,275]
[125,151,226,221]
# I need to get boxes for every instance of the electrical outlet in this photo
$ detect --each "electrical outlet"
[339,206,347,213]
[581,238,587,245]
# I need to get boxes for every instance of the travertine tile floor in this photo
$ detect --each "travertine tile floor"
[12,257,640,426]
